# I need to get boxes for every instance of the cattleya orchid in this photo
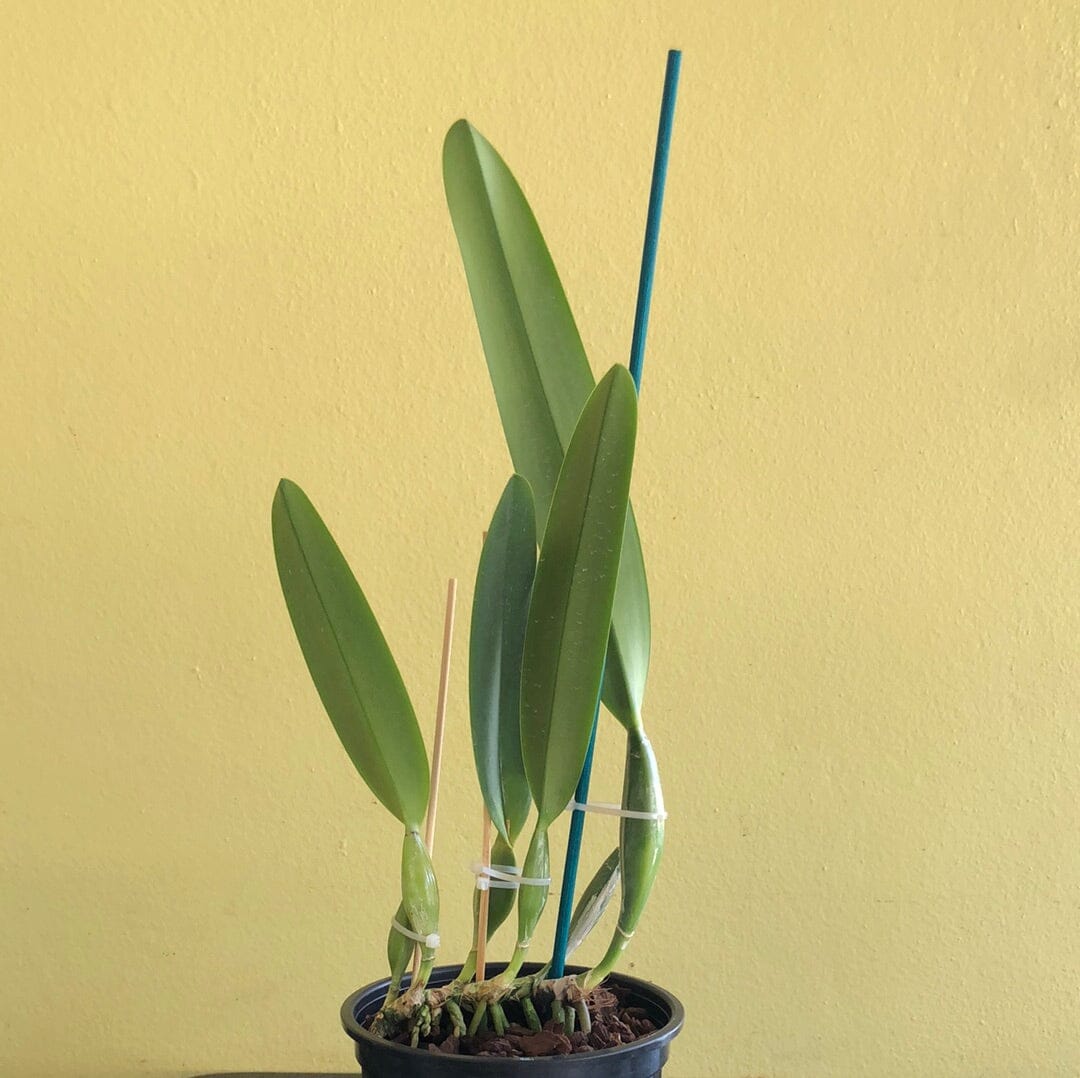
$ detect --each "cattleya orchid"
[272,120,665,1045]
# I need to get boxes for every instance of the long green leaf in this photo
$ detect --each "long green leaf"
[520,365,637,827]
[469,474,536,845]
[271,479,429,830]
[443,119,650,731]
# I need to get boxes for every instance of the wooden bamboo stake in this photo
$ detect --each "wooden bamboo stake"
[412,577,457,980]
[424,578,458,854]
[475,806,493,982]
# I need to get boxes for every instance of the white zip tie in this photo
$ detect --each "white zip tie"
[470,861,550,889]
[566,798,668,822]
[476,877,519,891]
[472,861,520,891]
[390,917,440,950]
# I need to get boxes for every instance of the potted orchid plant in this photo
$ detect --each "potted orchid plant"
[272,57,684,1075]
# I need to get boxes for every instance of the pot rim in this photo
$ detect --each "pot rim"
[340,961,684,1067]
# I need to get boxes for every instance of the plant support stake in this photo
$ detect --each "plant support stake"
[413,577,457,980]
[550,47,682,978]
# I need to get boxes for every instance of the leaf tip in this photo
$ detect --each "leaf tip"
[444,118,479,159]
[274,476,299,500]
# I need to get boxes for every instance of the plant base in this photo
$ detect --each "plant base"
[341,962,683,1076]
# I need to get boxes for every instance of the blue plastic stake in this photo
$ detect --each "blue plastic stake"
[629,49,682,390]
[549,49,682,978]
[548,667,604,977]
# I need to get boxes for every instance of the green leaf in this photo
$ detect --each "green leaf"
[469,475,536,845]
[519,366,637,827]
[601,512,650,730]
[271,479,429,830]
[443,119,650,731]
[566,847,620,958]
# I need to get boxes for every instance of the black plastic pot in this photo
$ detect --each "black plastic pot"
[341,962,684,1077]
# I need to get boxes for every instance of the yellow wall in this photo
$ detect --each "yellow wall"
[3,3,1078,1076]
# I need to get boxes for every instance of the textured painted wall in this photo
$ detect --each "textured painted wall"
[3,3,1078,1076]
